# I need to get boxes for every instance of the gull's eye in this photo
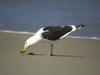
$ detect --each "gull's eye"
[25,42,27,45]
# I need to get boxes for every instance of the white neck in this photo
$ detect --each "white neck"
[26,27,44,46]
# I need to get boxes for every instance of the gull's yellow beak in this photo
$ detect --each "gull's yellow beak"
[20,47,27,54]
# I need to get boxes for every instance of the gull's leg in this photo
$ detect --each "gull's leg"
[50,44,53,56]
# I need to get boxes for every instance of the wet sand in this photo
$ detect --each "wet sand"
[0,32,100,75]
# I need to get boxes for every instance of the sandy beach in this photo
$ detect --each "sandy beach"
[0,31,100,75]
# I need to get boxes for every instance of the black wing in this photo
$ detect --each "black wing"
[42,26,72,41]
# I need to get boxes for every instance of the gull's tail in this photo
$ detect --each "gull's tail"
[76,24,86,29]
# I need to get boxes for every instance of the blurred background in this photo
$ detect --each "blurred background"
[0,0,100,37]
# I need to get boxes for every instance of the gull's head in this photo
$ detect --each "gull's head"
[20,40,32,54]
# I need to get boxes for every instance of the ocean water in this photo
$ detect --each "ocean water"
[0,0,100,37]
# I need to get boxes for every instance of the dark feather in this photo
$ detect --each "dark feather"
[42,26,72,41]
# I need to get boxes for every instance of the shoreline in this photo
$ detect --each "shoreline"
[0,30,100,40]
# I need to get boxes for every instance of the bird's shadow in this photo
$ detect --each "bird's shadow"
[27,52,84,58]
[52,54,84,57]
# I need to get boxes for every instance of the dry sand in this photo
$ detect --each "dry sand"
[0,32,100,75]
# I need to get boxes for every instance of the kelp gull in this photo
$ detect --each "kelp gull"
[20,24,85,56]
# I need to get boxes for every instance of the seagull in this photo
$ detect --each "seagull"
[20,24,85,56]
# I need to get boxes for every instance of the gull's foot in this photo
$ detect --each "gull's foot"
[50,54,53,56]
